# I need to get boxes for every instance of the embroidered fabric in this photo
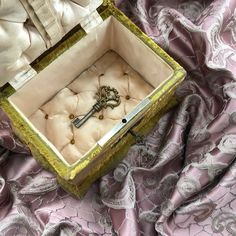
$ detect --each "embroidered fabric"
[2,0,236,235]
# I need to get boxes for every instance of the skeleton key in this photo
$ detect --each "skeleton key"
[72,86,121,128]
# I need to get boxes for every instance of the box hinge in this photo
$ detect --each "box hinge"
[9,68,37,90]
[80,10,103,33]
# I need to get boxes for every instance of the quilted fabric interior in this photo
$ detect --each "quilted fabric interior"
[29,51,154,165]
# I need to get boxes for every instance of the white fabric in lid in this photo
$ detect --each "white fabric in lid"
[0,0,103,87]
[29,51,154,164]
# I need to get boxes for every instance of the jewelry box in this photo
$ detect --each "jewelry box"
[0,0,186,197]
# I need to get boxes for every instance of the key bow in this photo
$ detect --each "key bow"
[94,86,121,112]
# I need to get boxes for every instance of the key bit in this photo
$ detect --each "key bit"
[72,86,121,128]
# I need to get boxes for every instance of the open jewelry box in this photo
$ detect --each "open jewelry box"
[0,0,186,197]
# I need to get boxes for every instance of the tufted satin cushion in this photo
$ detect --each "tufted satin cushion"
[30,51,154,164]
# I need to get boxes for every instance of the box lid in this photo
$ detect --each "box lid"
[0,0,103,88]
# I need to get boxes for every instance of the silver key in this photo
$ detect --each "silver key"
[72,86,121,128]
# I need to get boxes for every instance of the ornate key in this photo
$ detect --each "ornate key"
[72,86,121,128]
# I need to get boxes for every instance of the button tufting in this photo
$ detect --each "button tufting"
[45,114,49,119]
[29,51,155,164]
[125,95,130,100]
[99,115,104,120]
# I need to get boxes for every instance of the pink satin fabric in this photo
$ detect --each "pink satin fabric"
[1,0,236,235]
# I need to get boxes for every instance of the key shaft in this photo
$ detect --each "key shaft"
[72,86,120,129]
[72,108,96,128]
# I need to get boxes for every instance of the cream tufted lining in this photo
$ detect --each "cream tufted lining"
[29,51,154,164]
[9,16,174,166]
